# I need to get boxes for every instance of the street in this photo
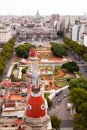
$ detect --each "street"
[48,88,74,128]
[2,49,15,80]
[67,50,87,77]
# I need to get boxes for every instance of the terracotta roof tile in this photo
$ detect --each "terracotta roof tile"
[14,119,22,125]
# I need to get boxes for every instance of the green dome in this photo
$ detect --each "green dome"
[34,10,41,20]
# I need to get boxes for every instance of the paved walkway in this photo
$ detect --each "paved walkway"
[48,87,74,129]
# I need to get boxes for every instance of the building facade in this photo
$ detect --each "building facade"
[0,24,12,47]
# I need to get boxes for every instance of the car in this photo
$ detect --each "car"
[55,90,62,96]
[67,103,72,110]
[58,98,61,102]
[63,94,66,98]
[17,39,21,42]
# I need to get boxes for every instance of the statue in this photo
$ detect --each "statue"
[31,69,40,91]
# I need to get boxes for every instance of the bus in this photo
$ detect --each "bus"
[55,90,62,96]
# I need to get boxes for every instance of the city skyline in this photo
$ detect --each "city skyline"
[0,0,87,16]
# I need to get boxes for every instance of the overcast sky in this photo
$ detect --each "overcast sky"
[0,0,87,16]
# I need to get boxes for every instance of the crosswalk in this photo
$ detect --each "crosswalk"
[60,128,73,130]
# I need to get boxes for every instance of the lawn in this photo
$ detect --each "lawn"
[55,80,68,88]
[38,52,53,59]
[44,92,50,99]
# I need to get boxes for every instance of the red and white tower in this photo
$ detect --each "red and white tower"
[23,78,50,130]
[23,47,50,130]
[23,93,50,130]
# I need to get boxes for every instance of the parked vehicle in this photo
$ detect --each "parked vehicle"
[63,94,66,98]
[21,93,27,97]
[67,103,72,110]
[55,90,62,96]
[58,98,61,102]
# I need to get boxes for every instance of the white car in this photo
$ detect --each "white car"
[63,95,66,98]
[58,98,61,102]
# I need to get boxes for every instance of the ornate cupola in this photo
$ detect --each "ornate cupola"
[23,69,50,130]
[23,93,50,130]
[34,10,41,21]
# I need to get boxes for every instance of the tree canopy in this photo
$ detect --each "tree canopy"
[69,77,87,90]
[68,88,87,129]
[50,115,61,129]
[15,43,31,58]
[0,37,16,75]
[62,61,79,73]
[73,114,86,130]
[63,37,87,60]
[51,43,67,57]
[68,88,87,112]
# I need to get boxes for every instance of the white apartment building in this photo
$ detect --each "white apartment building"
[72,25,78,41]
[78,24,85,43]
[64,16,75,29]
[0,24,12,46]
[83,34,87,47]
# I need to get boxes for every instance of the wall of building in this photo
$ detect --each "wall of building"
[0,27,12,44]
[84,34,87,47]
[72,25,78,41]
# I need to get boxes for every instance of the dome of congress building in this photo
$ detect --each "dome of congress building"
[34,10,41,21]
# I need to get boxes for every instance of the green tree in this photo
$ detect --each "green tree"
[15,43,31,58]
[62,61,79,73]
[50,115,61,130]
[0,64,4,75]
[51,43,67,57]
[47,98,53,109]
[73,114,86,130]
[0,37,15,76]
[69,77,87,91]
[68,88,87,112]
[74,44,86,57]
[63,37,87,59]
[74,123,85,130]
[63,37,71,45]
[68,76,87,129]
[79,102,87,119]
[83,53,87,61]
[0,57,6,67]
[44,92,50,99]
[22,68,26,74]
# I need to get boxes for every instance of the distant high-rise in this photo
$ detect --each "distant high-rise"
[71,25,78,41]
[0,23,12,47]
